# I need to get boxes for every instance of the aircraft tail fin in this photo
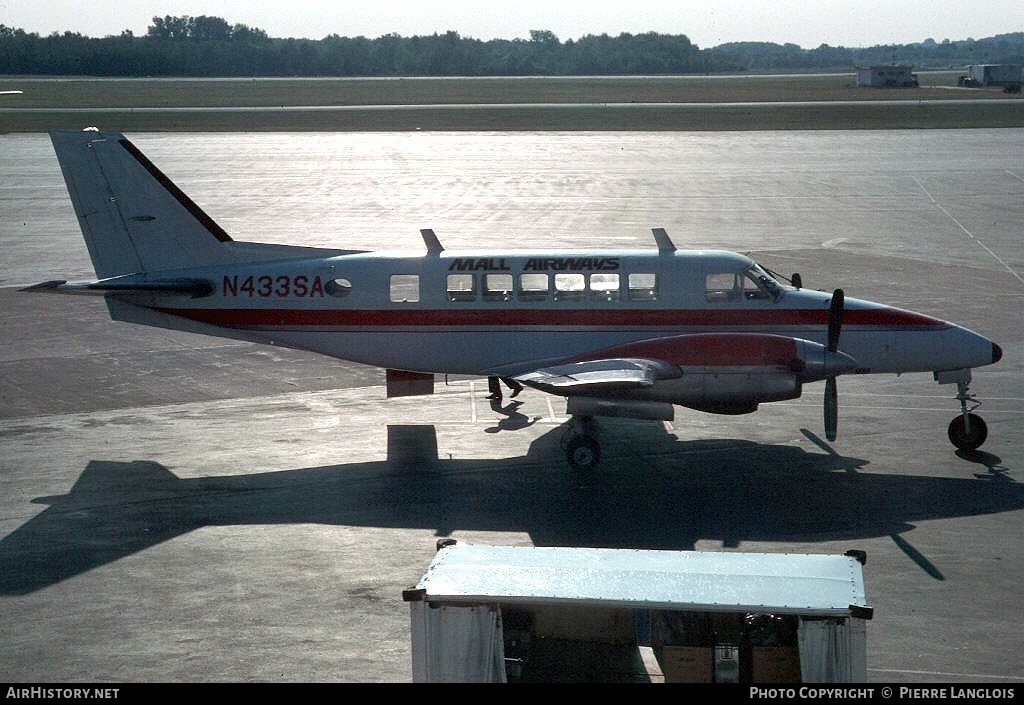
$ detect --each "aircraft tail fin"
[50,129,245,278]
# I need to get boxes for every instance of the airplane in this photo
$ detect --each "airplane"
[25,128,1002,471]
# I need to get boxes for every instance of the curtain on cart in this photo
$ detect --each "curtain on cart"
[410,602,507,682]
[798,617,867,682]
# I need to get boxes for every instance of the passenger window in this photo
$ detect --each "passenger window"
[554,272,585,301]
[390,274,420,303]
[519,272,549,301]
[589,272,620,301]
[705,272,738,302]
[628,273,658,300]
[484,273,513,301]
[446,273,475,302]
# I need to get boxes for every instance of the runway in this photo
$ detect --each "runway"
[1,129,1022,683]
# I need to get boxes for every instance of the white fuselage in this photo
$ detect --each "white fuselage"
[107,248,999,379]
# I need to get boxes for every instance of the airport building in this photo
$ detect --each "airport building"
[855,65,919,87]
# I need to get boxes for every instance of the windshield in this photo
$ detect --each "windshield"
[745,264,783,301]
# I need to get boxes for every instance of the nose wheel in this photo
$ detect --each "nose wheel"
[948,380,988,452]
[948,413,987,452]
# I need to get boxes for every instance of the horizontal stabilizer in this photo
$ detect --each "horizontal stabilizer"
[21,277,214,298]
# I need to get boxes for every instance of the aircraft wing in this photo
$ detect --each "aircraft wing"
[515,357,681,395]
[510,332,862,421]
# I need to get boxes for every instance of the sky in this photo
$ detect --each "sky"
[2,0,1022,49]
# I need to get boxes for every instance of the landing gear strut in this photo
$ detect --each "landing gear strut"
[948,380,988,452]
[562,415,600,471]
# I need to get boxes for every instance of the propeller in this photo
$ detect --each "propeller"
[824,288,844,442]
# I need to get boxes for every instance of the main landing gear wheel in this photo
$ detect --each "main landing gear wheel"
[565,435,601,472]
[948,413,987,452]
[562,415,600,472]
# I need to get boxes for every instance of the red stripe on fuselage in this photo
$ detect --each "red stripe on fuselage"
[152,306,946,329]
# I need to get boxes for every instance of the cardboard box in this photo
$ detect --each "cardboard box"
[661,646,714,683]
[750,646,801,683]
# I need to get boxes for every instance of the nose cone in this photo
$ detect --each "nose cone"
[826,349,859,376]
[941,325,1003,372]
[794,342,859,382]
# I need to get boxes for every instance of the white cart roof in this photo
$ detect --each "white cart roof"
[404,542,872,619]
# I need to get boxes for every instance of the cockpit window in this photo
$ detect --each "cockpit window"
[745,264,782,300]
[705,265,782,302]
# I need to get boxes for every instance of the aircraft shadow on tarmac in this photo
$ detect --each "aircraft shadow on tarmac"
[2,420,1020,595]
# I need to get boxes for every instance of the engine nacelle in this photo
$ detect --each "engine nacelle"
[566,397,675,421]
[558,332,858,415]
[606,366,802,413]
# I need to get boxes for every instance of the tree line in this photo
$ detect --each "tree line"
[1,15,1022,77]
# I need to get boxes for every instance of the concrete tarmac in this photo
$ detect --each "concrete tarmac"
[1,130,1022,684]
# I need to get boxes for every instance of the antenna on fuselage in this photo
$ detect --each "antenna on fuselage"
[651,227,676,253]
[421,228,444,253]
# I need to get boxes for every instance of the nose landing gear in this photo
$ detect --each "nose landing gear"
[948,379,988,452]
